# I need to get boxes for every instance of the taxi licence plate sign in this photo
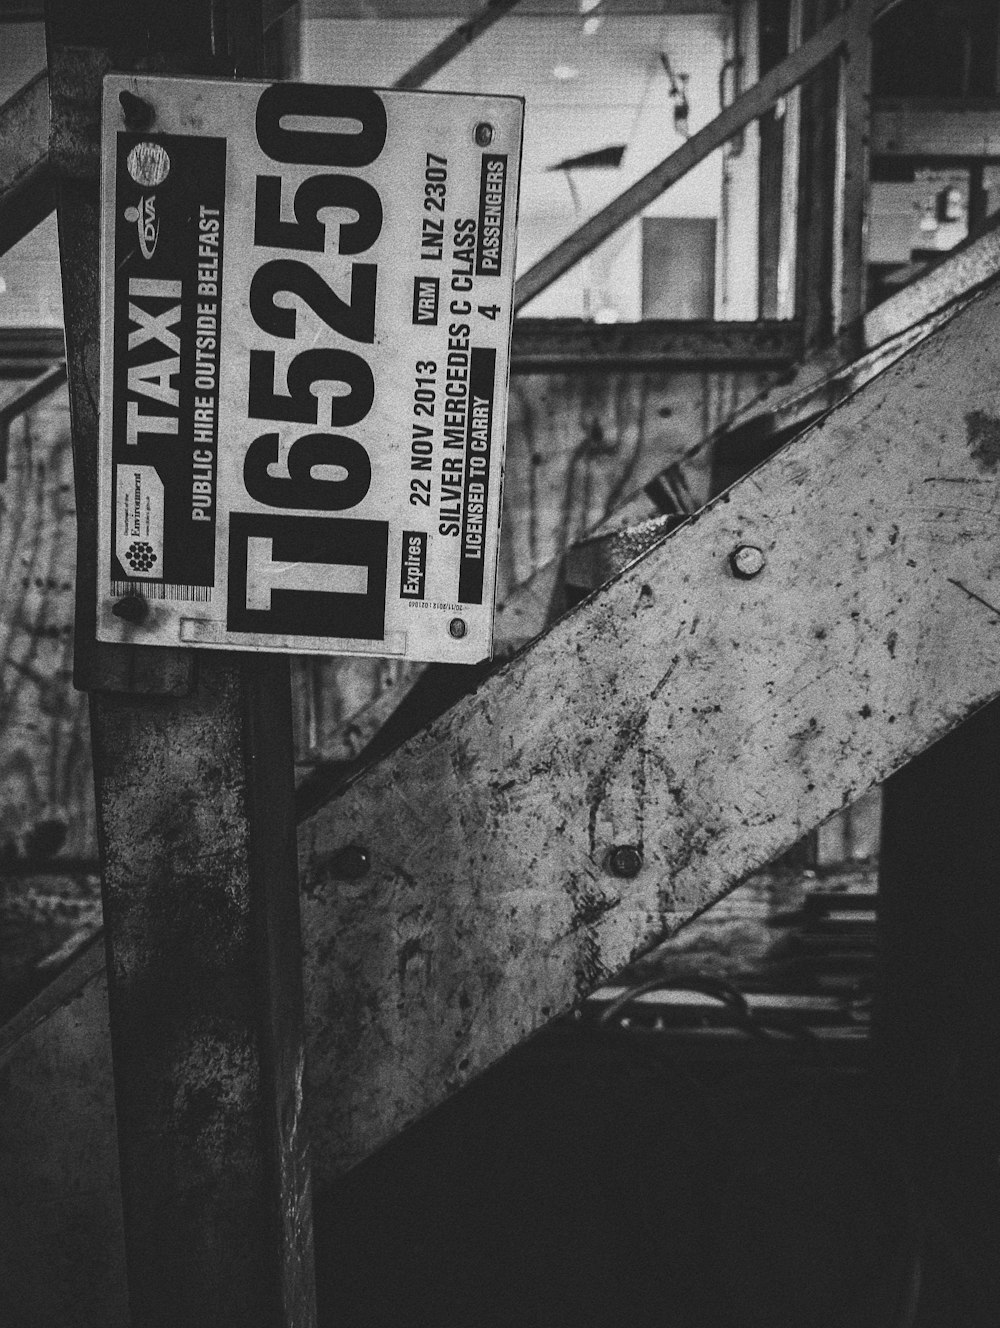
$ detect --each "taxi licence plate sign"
[97,74,523,663]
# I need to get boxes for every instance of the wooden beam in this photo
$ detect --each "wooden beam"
[514,0,900,312]
[393,0,524,91]
[510,319,802,373]
[0,69,53,256]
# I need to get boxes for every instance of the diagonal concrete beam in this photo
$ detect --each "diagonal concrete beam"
[863,214,1000,349]
[296,214,1000,790]
[297,276,1000,1175]
[571,213,1000,573]
[5,274,1000,1319]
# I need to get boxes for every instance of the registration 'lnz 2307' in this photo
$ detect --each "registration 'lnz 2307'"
[97,75,523,662]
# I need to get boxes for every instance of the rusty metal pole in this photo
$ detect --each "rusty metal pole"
[44,2,316,1325]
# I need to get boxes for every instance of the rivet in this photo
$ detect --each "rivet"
[329,845,371,880]
[112,593,149,624]
[449,616,467,639]
[729,544,766,579]
[607,844,643,878]
[474,121,494,147]
[119,90,153,130]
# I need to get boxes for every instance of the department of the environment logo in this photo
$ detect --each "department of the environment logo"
[125,540,157,573]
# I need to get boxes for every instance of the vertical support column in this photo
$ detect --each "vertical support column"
[776,0,803,319]
[794,0,871,350]
[832,0,873,343]
[794,0,841,349]
[757,0,802,321]
[44,2,317,1325]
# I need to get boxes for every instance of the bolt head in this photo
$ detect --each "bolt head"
[112,593,149,624]
[607,844,643,878]
[330,845,371,880]
[449,617,467,639]
[119,90,153,130]
[729,544,766,579]
[474,121,494,147]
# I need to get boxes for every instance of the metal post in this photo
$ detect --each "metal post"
[833,0,873,341]
[44,1,316,1324]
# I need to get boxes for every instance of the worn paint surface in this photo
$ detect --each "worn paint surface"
[6,280,1000,1317]
[47,6,317,1325]
[298,279,1000,1176]
[578,221,1000,560]
[565,296,977,594]
[292,363,773,778]
[90,656,315,1328]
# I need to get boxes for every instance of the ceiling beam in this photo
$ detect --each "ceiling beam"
[510,318,802,372]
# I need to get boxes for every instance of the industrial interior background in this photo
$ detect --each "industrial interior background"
[2,1,1000,1325]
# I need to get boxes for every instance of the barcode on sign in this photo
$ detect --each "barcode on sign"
[110,581,213,602]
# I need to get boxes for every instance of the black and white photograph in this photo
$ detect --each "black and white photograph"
[1,1,999,1325]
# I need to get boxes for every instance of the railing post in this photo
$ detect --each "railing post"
[777,0,804,319]
[833,0,874,343]
[43,1,317,1324]
[796,0,873,351]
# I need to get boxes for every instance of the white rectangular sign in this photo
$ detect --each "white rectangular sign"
[97,74,523,663]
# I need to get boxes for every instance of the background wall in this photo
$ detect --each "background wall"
[302,4,760,319]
